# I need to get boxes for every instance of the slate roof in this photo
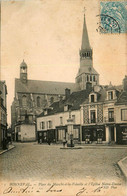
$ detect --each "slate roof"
[15,78,76,95]
[115,91,127,105]
[81,15,91,50]
[38,88,92,117]
[76,66,99,77]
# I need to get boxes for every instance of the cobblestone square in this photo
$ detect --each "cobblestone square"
[0,143,127,183]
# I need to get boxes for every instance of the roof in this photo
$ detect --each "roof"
[115,91,127,105]
[20,60,27,68]
[15,78,76,95]
[81,15,91,50]
[38,88,92,117]
[76,66,99,77]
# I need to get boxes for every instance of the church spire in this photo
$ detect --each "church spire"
[81,14,91,50]
[75,14,99,91]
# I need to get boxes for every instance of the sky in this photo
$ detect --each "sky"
[1,0,127,125]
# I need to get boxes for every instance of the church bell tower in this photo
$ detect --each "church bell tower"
[76,14,99,90]
[20,60,27,83]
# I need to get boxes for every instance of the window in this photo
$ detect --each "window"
[60,117,63,125]
[87,75,89,82]
[48,121,52,129]
[72,115,75,123]
[108,91,113,100]
[40,122,45,129]
[122,128,127,141]
[90,110,96,123]
[37,96,41,107]
[64,105,68,111]
[91,95,95,103]
[93,75,95,82]
[90,75,92,81]
[108,108,114,122]
[121,109,127,121]
[22,95,27,107]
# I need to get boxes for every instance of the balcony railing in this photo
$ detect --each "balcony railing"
[88,118,98,124]
[84,118,115,124]
[103,117,115,123]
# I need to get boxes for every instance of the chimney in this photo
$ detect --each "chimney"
[123,75,127,91]
[65,88,71,99]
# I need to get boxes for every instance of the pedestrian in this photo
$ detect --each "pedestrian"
[47,138,51,145]
[63,137,66,148]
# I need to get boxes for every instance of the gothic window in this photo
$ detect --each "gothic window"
[87,75,89,81]
[50,97,54,104]
[37,96,41,107]
[22,95,27,107]
[90,75,92,81]
[93,75,95,82]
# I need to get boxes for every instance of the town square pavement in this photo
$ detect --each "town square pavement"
[0,142,127,182]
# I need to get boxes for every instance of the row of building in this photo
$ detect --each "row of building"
[37,77,127,145]
[11,15,127,145]
[0,81,8,149]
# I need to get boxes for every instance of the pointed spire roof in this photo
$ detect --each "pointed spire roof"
[20,59,27,68]
[81,14,91,50]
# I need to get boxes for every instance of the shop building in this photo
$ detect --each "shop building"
[81,77,127,144]
[0,81,8,148]
[37,89,91,143]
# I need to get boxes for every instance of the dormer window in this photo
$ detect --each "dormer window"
[64,104,72,112]
[89,93,97,103]
[44,110,48,115]
[91,95,94,102]
[108,91,113,100]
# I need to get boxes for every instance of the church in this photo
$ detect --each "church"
[11,14,99,142]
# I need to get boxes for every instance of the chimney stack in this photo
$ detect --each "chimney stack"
[65,88,71,100]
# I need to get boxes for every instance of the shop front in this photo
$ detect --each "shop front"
[38,129,56,143]
[116,124,127,144]
[38,130,47,143]
[82,125,106,144]
[56,126,67,143]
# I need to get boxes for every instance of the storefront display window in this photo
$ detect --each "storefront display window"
[121,109,127,121]
[122,128,127,141]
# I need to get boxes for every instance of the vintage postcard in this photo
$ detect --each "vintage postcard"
[0,0,127,196]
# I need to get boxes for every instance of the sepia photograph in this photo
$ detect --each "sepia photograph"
[0,0,127,195]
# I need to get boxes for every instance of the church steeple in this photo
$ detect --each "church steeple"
[81,14,91,50]
[20,60,27,83]
[79,14,93,67]
[75,14,99,90]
